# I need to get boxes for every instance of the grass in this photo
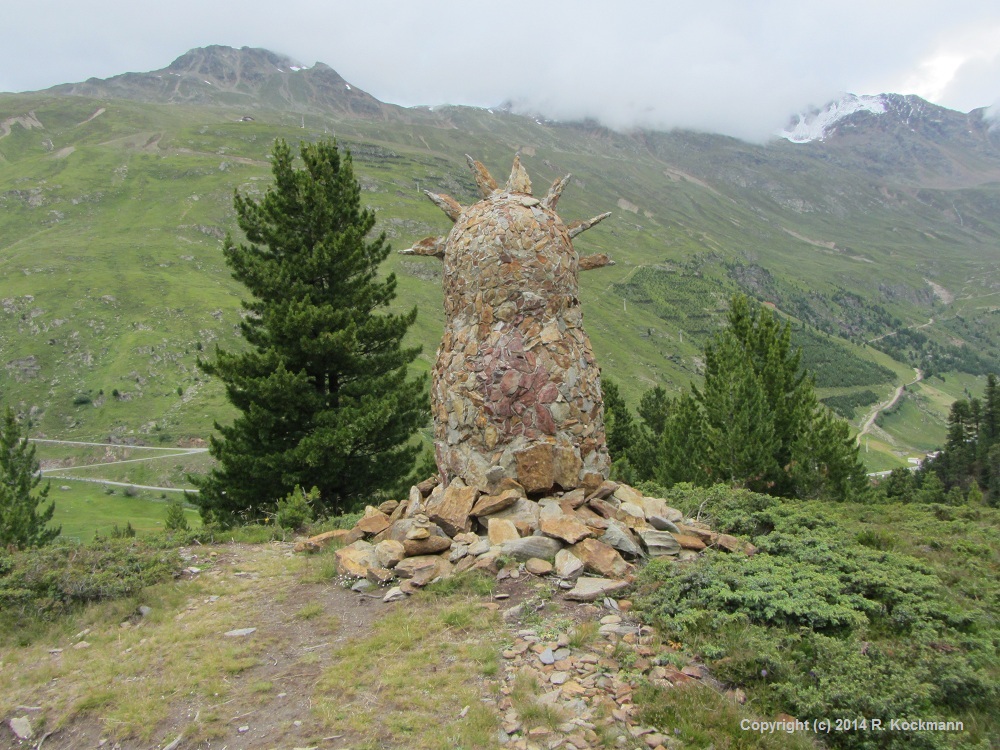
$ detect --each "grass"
[311,598,503,749]
[567,619,600,650]
[3,484,995,749]
[508,670,566,732]
[0,543,321,745]
[635,682,815,750]
[47,482,200,542]
[423,570,496,598]
[875,387,950,452]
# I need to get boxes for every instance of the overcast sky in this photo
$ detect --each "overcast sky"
[3,0,1000,141]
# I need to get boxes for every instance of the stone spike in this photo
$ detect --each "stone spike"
[399,235,445,258]
[567,212,612,239]
[424,190,463,222]
[579,253,615,271]
[505,155,533,195]
[465,154,498,198]
[542,174,571,210]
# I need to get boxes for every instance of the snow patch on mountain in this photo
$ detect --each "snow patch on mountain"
[780,94,886,143]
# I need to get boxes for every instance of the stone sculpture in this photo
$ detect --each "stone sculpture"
[402,156,615,494]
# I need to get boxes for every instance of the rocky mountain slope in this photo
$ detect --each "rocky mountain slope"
[44,45,392,119]
[2,46,999,469]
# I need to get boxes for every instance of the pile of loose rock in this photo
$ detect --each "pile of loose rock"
[296,478,755,601]
[496,601,717,750]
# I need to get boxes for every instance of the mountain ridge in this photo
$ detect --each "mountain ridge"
[42,45,393,120]
[29,45,1000,149]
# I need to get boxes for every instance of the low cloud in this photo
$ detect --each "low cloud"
[3,0,1000,142]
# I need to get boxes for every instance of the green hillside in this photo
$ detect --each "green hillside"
[3,50,1000,473]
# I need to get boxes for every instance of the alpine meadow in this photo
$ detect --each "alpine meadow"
[1,45,999,750]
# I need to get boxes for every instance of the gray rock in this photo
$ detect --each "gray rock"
[382,586,407,602]
[223,628,257,637]
[486,498,540,530]
[539,648,555,665]
[648,515,681,533]
[502,603,526,622]
[138,605,153,617]
[599,623,639,636]
[351,579,374,592]
[500,535,562,562]
[468,537,491,556]
[554,548,585,580]
[639,530,681,557]
[599,519,646,558]
[8,717,32,741]
[537,498,564,519]
[563,576,630,602]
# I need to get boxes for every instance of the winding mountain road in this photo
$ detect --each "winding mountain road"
[858,368,923,440]
[31,438,206,493]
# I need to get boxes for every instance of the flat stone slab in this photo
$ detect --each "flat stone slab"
[540,515,594,545]
[639,530,681,557]
[500,535,563,562]
[564,577,630,602]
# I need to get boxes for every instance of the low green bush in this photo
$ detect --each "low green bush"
[635,486,999,749]
[307,512,364,534]
[275,485,317,530]
[0,539,180,623]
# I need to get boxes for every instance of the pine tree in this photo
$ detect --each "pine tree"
[602,379,636,461]
[194,139,428,524]
[655,391,712,487]
[629,386,670,481]
[621,294,866,500]
[696,321,780,492]
[164,496,190,532]
[0,406,59,549]
[941,399,977,489]
[978,373,999,491]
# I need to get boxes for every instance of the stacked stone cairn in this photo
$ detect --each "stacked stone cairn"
[295,155,754,594]
[401,154,616,493]
[297,477,754,601]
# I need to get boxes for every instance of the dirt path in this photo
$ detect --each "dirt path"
[867,318,934,343]
[859,367,923,439]
[30,439,207,453]
[1,544,387,750]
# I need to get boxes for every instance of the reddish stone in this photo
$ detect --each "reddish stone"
[569,538,632,578]
[540,515,594,545]
[674,534,707,551]
[535,405,556,435]
[514,443,556,493]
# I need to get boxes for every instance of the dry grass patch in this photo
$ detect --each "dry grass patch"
[0,543,355,747]
[313,595,504,749]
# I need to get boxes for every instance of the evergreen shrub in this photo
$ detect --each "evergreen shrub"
[635,486,998,749]
[0,540,180,620]
[275,485,318,530]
